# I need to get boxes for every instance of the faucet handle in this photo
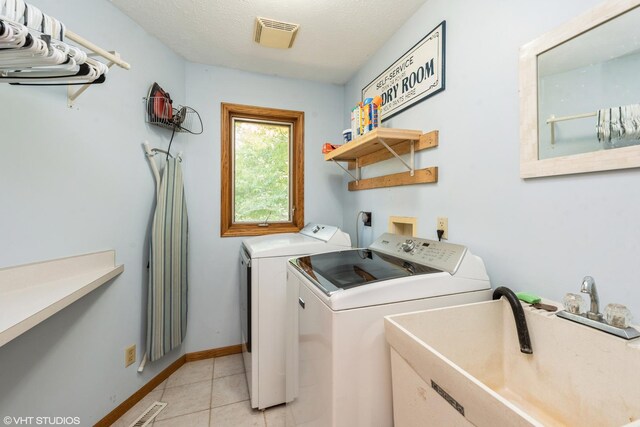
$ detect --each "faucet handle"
[604,303,632,328]
[563,293,586,314]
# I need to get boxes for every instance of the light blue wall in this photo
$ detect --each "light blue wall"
[182,63,346,352]
[0,0,187,423]
[343,0,640,315]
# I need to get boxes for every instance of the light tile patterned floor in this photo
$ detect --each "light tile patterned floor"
[112,354,285,427]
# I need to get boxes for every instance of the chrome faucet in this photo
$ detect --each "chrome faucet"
[580,276,602,320]
[557,275,640,340]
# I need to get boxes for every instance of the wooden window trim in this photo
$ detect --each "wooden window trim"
[221,103,304,237]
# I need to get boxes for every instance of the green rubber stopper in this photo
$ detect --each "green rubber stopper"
[516,292,541,304]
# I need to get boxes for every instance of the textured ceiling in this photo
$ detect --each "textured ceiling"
[110,0,428,84]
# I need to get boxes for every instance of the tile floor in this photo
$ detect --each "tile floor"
[112,354,284,427]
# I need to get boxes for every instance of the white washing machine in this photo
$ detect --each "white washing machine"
[285,233,492,427]
[240,223,351,410]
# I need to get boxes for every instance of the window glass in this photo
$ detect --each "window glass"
[233,120,292,223]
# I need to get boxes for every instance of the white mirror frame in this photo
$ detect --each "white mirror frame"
[520,0,640,178]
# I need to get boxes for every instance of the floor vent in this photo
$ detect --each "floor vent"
[128,401,167,427]
[254,17,299,49]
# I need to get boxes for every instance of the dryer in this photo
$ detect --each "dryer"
[240,223,351,409]
[285,233,492,426]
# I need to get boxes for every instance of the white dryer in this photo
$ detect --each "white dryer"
[285,233,492,426]
[240,223,351,410]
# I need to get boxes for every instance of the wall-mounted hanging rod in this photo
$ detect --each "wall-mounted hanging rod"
[546,112,597,145]
[546,112,597,124]
[65,30,130,70]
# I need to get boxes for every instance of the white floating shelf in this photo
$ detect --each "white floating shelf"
[0,251,124,348]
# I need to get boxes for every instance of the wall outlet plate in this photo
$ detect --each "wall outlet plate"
[125,344,136,367]
[363,212,372,227]
[437,217,448,240]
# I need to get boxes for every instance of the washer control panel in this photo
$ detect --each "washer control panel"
[300,223,338,242]
[369,233,467,274]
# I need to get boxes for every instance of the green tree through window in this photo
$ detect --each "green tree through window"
[234,120,291,222]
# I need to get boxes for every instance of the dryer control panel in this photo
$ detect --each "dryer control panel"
[299,223,353,246]
[369,233,467,274]
[299,223,339,241]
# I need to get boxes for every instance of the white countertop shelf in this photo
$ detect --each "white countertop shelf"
[0,250,124,348]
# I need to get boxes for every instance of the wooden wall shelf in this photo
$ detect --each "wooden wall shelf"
[326,127,439,191]
[348,167,438,191]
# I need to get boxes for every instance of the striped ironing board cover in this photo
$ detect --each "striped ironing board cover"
[147,158,188,362]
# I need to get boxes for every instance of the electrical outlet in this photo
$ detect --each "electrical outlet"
[125,344,136,367]
[437,217,448,240]
[363,212,372,227]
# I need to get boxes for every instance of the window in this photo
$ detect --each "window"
[221,103,304,237]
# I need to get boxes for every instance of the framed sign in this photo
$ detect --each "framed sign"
[362,21,446,121]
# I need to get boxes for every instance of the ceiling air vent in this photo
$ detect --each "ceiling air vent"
[254,17,300,49]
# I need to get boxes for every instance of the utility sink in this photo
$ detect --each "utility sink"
[385,299,640,427]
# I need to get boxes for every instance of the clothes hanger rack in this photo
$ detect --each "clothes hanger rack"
[0,0,130,107]
[546,103,640,146]
[65,30,130,71]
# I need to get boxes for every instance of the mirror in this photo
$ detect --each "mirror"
[520,1,640,178]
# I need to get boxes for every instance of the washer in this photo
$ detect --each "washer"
[285,233,492,427]
[240,223,351,410]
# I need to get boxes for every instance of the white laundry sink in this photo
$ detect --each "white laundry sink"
[384,299,640,427]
